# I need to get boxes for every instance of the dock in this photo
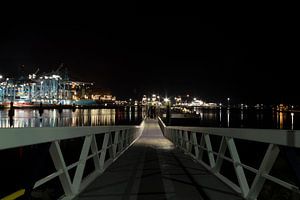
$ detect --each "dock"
[76,119,242,200]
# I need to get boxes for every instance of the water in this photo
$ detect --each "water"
[169,107,300,130]
[1,107,298,130]
[0,107,145,128]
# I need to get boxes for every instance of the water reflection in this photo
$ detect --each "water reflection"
[0,108,143,128]
[240,110,244,128]
[291,112,294,130]
[277,112,284,129]
[188,107,299,130]
[227,109,230,128]
[219,109,222,126]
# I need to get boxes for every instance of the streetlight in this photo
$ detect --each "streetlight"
[227,97,230,108]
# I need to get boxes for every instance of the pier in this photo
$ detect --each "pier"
[76,119,242,200]
[1,117,300,199]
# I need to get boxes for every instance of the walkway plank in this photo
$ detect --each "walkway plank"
[76,119,243,200]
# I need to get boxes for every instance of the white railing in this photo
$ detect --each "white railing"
[0,120,144,200]
[158,117,300,200]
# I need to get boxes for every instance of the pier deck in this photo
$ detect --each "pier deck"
[76,119,242,200]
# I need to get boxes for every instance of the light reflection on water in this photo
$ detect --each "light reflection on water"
[0,108,143,128]
[189,107,299,130]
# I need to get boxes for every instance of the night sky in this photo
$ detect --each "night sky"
[0,8,298,104]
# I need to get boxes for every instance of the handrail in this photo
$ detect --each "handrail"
[0,125,140,150]
[0,120,145,200]
[167,126,300,148]
[158,117,300,200]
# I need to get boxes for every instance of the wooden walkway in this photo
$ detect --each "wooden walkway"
[76,119,243,200]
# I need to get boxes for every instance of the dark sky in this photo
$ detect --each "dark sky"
[0,8,298,104]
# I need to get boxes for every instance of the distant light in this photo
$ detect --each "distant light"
[227,97,230,101]
[0,75,3,79]
[164,98,170,102]
[187,94,189,97]
[157,96,160,99]
[193,98,197,101]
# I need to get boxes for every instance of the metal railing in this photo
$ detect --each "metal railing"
[158,117,300,200]
[0,120,144,200]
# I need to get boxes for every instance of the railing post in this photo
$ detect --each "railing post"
[49,141,75,197]
[191,132,199,159]
[226,137,249,198]
[213,136,227,173]
[113,131,120,158]
[183,131,190,152]
[172,129,178,147]
[198,133,205,160]
[73,135,93,192]
[107,132,114,159]
[99,133,110,170]
[120,130,125,151]
[178,130,183,149]
[172,129,176,143]
[246,144,280,200]
[90,135,101,170]
[204,133,216,168]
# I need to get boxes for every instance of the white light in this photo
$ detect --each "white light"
[0,75,3,79]
[227,97,230,101]
[164,98,169,102]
